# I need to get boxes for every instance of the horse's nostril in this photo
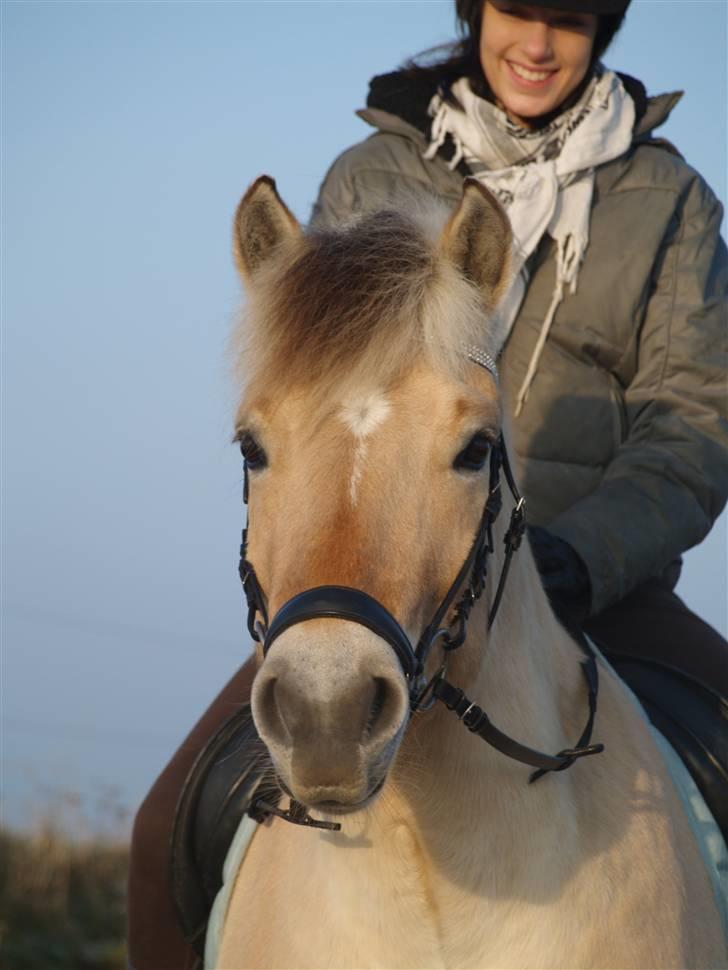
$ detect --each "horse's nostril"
[364,677,389,739]
[256,675,289,743]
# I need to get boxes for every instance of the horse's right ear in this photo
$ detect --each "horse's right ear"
[440,178,512,304]
[233,176,301,283]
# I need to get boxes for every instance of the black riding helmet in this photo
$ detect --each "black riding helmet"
[512,0,630,9]
[456,0,632,65]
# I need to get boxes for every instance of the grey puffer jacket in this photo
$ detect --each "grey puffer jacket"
[312,70,728,616]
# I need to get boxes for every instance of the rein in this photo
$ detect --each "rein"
[238,354,603,826]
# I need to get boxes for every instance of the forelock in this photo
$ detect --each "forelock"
[233,204,498,403]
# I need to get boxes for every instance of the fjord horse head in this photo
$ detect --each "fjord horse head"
[232,176,511,813]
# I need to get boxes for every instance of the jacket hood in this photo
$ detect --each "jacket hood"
[358,68,682,154]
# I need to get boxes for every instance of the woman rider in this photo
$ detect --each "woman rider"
[127,3,728,967]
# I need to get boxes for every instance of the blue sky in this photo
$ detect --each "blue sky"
[2,0,726,832]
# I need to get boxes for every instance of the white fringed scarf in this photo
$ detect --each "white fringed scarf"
[424,70,635,415]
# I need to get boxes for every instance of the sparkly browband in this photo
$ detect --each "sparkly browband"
[464,344,499,380]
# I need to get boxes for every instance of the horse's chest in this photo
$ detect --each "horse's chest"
[213,817,576,970]
[215,817,448,969]
[213,806,726,970]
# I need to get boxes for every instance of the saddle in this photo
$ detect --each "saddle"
[170,704,279,957]
[170,654,728,957]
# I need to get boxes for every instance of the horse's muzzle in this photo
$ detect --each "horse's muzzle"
[251,619,410,808]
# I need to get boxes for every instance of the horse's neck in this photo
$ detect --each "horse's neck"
[387,545,587,895]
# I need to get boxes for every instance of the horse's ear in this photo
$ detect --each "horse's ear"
[440,178,511,302]
[234,176,301,283]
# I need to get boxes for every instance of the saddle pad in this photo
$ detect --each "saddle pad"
[205,814,259,969]
[651,729,728,939]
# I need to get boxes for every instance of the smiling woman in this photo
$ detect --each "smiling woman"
[480,1,598,126]
[126,1,728,966]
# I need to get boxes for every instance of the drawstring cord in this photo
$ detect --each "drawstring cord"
[514,275,564,417]
[513,227,587,416]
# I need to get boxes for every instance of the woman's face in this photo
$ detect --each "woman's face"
[479,1,598,128]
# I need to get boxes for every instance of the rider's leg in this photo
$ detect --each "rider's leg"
[127,654,257,970]
[584,577,728,696]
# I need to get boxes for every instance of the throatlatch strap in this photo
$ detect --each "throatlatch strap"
[433,630,604,780]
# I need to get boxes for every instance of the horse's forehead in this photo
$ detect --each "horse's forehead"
[339,390,392,438]
[240,364,499,440]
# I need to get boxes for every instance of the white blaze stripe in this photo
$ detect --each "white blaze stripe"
[339,392,391,505]
[340,392,392,438]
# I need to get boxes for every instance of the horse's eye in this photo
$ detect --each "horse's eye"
[238,431,267,470]
[454,432,491,472]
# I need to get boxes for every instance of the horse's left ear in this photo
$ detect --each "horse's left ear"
[233,176,301,284]
[440,178,512,303]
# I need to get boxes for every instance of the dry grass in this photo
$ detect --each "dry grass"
[0,796,129,970]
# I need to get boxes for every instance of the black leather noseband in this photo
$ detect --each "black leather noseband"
[264,586,421,682]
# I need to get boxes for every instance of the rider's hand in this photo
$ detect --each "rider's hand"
[527,525,592,627]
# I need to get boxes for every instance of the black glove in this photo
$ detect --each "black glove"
[527,525,592,627]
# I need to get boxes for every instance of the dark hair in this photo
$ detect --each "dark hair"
[404,1,627,97]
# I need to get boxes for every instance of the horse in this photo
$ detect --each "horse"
[211,175,726,968]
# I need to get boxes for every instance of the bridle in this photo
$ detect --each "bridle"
[238,351,603,828]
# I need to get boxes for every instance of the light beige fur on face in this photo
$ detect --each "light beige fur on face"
[339,391,392,505]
